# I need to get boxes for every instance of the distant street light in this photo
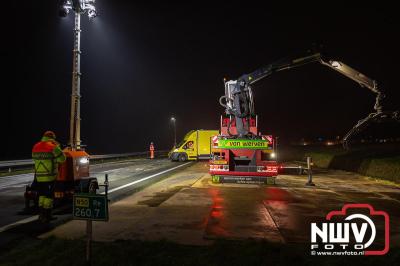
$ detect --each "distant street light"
[59,0,98,151]
[171,117,176,147]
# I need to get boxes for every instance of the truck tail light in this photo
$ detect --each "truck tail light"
[266,165,278,173]
[257,165,278,173]
[209,164,229,171]
[257,166,266,172]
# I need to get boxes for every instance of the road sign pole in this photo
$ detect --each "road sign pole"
[86,219,92,264]
[86,180,96,264]
[305,156,315,186]
[73,176,109,264]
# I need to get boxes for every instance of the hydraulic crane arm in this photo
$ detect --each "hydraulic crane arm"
[238,53,383,111]
[220,52,399,146]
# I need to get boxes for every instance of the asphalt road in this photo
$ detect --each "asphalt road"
[48,162,400,253]
[0,158,191,235]
[2,159,399,257]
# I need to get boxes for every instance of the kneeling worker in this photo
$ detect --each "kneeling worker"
[32,131,66,223]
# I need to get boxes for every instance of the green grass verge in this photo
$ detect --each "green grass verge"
[358,157,400,183]
[0,237,399,266]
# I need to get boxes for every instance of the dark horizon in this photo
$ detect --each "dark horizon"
[2,1,399,160]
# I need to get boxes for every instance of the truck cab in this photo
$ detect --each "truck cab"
[169,130,219,162]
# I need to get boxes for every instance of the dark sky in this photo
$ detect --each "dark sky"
[2,1,399,159]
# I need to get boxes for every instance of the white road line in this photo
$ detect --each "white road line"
[0,215,39,233]
[103,162,191,194]
[0,162,191,233]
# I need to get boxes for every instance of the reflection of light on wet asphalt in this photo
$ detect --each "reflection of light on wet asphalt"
[206,187,229,237]
[263,187,297,232]
[264,187,290,209]
[210,194,223,218]
[264,187,292,206]
[0,162,192,233]
[104,162,191,194]
[265,187,291,201]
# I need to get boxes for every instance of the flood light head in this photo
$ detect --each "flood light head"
[59,0,98,19]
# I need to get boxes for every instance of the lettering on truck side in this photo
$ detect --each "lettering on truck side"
[242,141,266,147]
[228,141,241,146]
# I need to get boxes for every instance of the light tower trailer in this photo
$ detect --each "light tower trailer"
[24,0,99,209]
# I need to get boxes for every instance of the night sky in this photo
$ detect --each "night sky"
[2,1,399,159]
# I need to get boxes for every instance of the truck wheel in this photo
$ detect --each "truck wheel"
[178,154,187,162]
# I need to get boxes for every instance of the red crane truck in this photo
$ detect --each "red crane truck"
[209,116,278,184]
[210,51,399,184]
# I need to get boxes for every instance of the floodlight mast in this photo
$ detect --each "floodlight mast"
[59,0,97,151]
[70,11,81,150]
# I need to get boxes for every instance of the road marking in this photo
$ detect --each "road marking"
[104,162,192,194]
[0,162,191,233]
[0,215,39,233]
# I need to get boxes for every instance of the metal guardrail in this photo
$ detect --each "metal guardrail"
[281,165,305,175]
[0,150,168,171]
[0,159,34,168]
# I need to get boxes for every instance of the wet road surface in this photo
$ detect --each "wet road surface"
[0,158,191,243]
[45,163,400,250]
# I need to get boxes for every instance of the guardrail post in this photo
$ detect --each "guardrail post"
[305,156,315,186]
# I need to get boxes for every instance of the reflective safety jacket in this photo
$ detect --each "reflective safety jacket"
[32,136,66,182]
